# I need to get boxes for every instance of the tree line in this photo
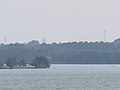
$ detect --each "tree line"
[0,38,120,64]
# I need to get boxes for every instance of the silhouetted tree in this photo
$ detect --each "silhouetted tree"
[0,63,3,66]
[6,58,17,69]
[19,60,26,66]
[32,56,50,68]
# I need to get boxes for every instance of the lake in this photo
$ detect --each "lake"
[0,64,120,90]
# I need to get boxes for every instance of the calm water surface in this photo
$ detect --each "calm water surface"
[0,64,120,90]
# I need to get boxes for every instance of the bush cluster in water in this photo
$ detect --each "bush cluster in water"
[0,56,50,69]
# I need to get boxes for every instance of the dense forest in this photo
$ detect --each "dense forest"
[0,38,120,64]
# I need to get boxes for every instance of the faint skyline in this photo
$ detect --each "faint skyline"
[0,0,120,43]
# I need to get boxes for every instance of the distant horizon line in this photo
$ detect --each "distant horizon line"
[0,38,120,45]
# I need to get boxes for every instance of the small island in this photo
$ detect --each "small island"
[0,56,50,69]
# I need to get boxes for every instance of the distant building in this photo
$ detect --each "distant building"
[4,64,7,66]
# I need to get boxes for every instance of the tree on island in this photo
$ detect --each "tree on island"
[32,56,50,68]
[19,59,26,67]
[6,58,17,69]
[0,63,3,66]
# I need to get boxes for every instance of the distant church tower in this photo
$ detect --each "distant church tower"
[42,37,46,44]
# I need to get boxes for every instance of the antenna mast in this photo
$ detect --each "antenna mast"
[42,37,46,44]
[104,30,106,42]
[4,36,7,44]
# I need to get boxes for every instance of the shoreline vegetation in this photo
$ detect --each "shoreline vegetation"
[0,56,51,69]
[1,64,120,69]
[0,66,34,69]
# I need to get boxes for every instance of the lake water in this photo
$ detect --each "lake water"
[0,64,120,90]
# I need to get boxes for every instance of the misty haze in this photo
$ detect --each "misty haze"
[0,0,120,90]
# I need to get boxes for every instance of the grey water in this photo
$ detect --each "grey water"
[0,64,120,90]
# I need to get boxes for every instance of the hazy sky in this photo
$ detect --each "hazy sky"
[0,0,120,43]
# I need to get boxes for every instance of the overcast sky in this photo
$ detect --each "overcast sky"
[0,0,120,43]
